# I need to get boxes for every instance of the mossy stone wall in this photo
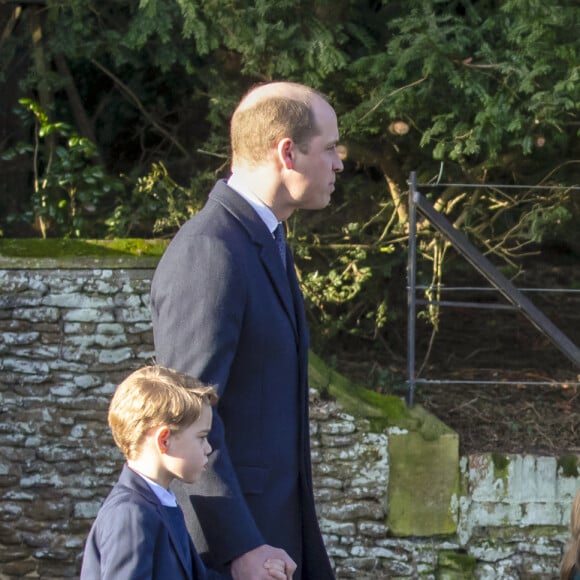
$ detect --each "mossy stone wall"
[0,247,575,578]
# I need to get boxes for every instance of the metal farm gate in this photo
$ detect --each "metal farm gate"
[406,172,580,407]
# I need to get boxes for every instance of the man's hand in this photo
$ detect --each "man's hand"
[231,545,296,580]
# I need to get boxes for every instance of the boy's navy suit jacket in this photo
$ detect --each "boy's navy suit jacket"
[151,180,334,578]
[80,464,214,580]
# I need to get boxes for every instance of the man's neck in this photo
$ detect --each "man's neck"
[230,165,292,221]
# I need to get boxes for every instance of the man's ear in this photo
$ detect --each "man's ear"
[277,138,294,170]
[155,426,171,454]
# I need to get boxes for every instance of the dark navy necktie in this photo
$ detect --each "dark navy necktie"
[274,223,287,270]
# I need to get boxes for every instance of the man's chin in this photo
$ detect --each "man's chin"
[317,189,333,207]
[299,193,332,211]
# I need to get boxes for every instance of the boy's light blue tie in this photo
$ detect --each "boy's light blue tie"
[274,223,287,270]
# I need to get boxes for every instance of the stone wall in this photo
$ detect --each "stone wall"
[0,267,153,579]
[0,266,577,579]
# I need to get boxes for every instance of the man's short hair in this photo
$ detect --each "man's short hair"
[108,365,217,460]
[230,82,327,166]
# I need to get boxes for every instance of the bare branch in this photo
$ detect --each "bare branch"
[90,58,190,158]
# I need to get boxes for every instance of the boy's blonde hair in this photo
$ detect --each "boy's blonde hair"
[108,366,217,460]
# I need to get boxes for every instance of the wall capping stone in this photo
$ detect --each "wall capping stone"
[0,238,167,269]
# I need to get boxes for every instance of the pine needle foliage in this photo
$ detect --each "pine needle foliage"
[0,0,578,367]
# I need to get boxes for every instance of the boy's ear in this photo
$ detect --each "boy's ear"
[155,426,171,454]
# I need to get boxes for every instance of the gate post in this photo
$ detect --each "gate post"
[407,172,418,407]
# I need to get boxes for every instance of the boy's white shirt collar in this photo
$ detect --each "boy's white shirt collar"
[227,173,279,235]
[133,469,178,507]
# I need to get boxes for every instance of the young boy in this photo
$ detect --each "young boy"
[80,366,289,580]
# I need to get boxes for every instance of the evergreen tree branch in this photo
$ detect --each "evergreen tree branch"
[90,58,190,158]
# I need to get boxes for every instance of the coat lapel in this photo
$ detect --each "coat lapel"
[160,507,198,579]
[119,466,197,579]
[259,242,299,337]
[209,181,299,340]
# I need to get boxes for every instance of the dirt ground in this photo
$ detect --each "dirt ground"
[336,259,580,457]
[414,372,580,456]
[337,356,580,457]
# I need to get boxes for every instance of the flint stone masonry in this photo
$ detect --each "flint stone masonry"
[0,265,577,579]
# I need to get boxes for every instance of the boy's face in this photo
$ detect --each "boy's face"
[165,404,213,483]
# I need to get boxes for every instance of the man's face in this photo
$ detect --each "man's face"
[287,97,343,211]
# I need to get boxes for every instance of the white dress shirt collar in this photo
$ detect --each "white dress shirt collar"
[132,468,178,507]
[227,173,279,235]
